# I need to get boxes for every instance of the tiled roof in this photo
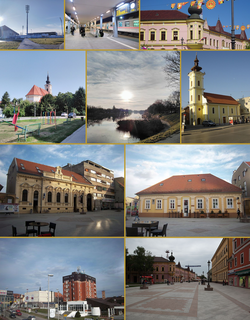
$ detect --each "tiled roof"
[209,21,248,41]
[141,10,188,21]
[15,158,92,185]
[154,257,169,262]
[204,92,239,105]
[26,85,49,97]
[136,174,241,195]
[246,162,250,167]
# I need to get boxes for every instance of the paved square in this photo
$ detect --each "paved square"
[126,282,250,320]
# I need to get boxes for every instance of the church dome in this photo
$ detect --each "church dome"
[188,2,202,19]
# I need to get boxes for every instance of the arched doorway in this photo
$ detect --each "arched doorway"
[33,191,39,213]
[87,194,92,211]
[74,194,77,212]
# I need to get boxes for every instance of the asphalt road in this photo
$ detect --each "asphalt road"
[182,123,250,143]
[60,124,85,143]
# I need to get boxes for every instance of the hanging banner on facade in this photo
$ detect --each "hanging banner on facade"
[0,204,19,213]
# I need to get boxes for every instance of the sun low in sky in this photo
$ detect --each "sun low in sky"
[120,90,133,102]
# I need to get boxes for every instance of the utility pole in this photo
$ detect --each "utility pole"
[231,0,235,49]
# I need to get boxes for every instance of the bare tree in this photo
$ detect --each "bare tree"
[164,51,180,88]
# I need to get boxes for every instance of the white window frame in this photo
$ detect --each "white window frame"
[197,198,203,209]
[169,199,175,209]
[145,199,151,209]
[212,198,219,209]
[156,199,162,209]
[227,198,233,209]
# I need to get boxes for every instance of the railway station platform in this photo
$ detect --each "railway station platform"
[65,31,139,50]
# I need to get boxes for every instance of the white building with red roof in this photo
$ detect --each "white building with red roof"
[25,74,52,102]
[136,173,242,218]
[140,4,250,50]
[6,157,94,214]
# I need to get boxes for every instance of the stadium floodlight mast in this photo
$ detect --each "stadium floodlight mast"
[25,5,30,35]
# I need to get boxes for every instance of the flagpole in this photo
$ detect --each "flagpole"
[231,0,235,49]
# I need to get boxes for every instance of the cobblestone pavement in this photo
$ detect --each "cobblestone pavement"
[126,282,250,320]
[126,216,250,237]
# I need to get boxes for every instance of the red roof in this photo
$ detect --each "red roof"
[204,92,239,105]
[16,158,92,185]
[245,162,250,167]
[209,20,248,41]
[136,174,241,195]
[141,10,188,21]
[26,85,49,97]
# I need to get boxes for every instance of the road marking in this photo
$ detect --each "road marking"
[107,37,137,50]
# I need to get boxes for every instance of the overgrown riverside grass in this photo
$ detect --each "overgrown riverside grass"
[0,41,21,49]
[0,118,84,143]
[139,113,180,143]
[29,38,64,45]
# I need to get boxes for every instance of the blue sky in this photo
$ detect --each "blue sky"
[0,238,124,297]
[126,238,222,277]
[0,145,124,192]
[126,144,250,197]
[181,51,250,108]
[87,51,178,110]
[141,0,250,39]
[0,51,85,102]
[0,0,64,35]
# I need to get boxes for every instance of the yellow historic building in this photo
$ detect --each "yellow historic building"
[187,55,241,126]
[6,158,95,214]
[136,174,242,218]
[211,238,233,284]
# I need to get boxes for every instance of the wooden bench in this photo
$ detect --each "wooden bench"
[16,123,41,141]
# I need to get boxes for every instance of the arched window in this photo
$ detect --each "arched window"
[48,191,52,203]
[22,189,28,201]
[57,192,61,203]
[65,193,68,203]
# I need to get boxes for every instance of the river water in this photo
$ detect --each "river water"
[87,113,143,143]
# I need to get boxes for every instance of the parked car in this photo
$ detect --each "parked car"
[202,120,216,127]
[10,313,16,319]
[68,112,76,118]
[61,112,68,117]
[16,311,22,316]
[23,316,36,320]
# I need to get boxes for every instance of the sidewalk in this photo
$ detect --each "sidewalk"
[126,216,250,237]
[0,210,124,237]
[126,282,250,320]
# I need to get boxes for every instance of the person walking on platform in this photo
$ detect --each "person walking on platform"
[71,25,75,36]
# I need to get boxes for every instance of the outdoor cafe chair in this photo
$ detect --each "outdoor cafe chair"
[151,223,168,237]
[145,221,159,236]
[12,225,27,237]
[126,227,144,237]
[40,222,56,237]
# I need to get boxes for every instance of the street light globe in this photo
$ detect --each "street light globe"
[48,274,54,277]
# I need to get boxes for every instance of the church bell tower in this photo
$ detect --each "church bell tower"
[188,54,205,125]
[44,73,52,94]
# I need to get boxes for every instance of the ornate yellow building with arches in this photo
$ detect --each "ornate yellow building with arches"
[6,158,94,214]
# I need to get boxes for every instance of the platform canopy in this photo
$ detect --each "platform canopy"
[65,0,133,25]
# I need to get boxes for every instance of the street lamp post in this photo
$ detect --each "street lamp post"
[48,274,53,320]
[231,0,235,49]
[5,288,8,317]
[204,260,213,291]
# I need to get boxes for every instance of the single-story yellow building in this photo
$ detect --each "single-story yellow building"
[136,174,242,218]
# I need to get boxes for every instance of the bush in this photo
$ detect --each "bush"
[75,311,81,318]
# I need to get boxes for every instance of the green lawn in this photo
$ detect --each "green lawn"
[0,41,22,49]
[29,38,64,45]
[0,118,85,143]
